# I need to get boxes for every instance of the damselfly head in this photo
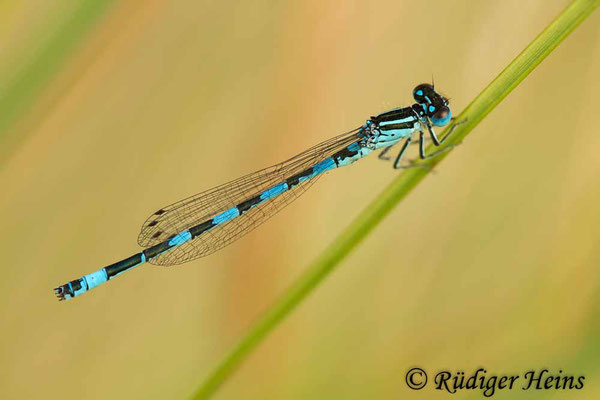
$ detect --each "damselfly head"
[430,106,451,127]
[412,83,435,102]
[413,83,451,127]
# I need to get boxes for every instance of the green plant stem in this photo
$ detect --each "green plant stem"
[191,0,598,398]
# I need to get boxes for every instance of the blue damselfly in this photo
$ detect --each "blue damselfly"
[55,83,458,300]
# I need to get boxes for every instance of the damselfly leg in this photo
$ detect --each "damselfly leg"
[380,118,466,169]
[428,117,467,145]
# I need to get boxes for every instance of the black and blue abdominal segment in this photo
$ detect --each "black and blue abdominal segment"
[54,83,454,300]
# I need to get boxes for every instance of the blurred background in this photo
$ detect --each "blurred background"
[1,1,599,399]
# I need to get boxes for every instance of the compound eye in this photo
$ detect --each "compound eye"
[430,106,451,127]
[413,83,434,100]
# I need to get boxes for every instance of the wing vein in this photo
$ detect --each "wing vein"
[138,128,363,265]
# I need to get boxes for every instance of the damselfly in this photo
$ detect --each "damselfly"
[55,83,459,300]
